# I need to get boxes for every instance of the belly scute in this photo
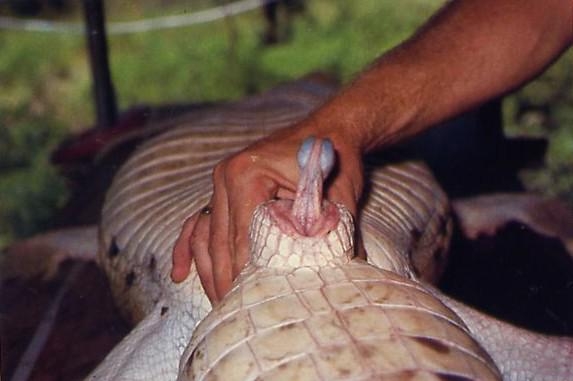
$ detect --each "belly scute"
[181,260,500,381]
[93,80,506,381]
[182,198,498,380]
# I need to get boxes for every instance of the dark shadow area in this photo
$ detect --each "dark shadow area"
[441,220,573,336]
[385,99,547,197]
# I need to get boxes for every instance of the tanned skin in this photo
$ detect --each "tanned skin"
[172,0,573,303]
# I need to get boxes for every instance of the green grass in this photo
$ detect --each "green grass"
[0,108,69,247]
[0,0,572,247]
[504,49,573,203]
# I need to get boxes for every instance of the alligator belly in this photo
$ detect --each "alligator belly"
[179,261,501,381]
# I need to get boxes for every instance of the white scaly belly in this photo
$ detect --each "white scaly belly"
[88,79,464,380]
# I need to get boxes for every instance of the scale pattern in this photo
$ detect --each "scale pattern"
[179,205,499,380]
[90,78,499,380]
[182,265,500,381]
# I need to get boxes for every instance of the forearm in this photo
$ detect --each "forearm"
[304,0,572,153]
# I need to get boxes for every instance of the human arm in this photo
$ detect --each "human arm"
[172,0,573,302]
[311,0,572,152]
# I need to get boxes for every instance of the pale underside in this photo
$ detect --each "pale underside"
[88,78,572,381]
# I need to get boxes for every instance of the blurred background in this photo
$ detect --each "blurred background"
[0,0,572,248]
[2,3,573,380]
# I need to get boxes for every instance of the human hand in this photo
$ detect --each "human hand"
[171,125,364,303]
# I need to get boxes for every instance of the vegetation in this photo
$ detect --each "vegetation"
[0,0,571,247]
[504,49,573,202]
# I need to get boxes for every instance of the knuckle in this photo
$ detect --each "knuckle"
[225,152,254,176]
[212,160,227,181]
[213,152,255,185]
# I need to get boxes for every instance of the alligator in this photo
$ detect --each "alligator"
[87,76,572,380]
